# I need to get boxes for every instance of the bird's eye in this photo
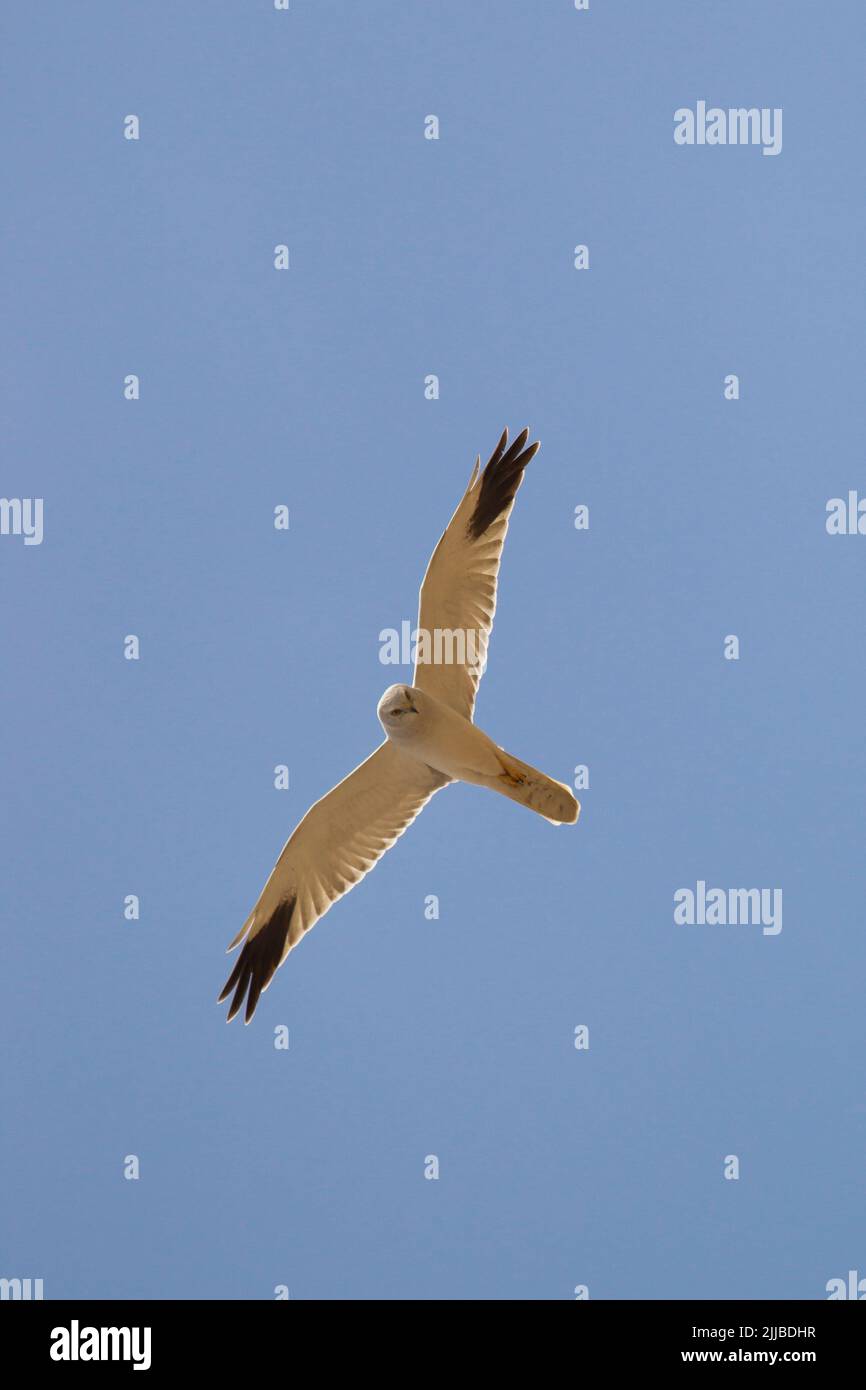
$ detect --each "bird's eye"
[390,708,403,716]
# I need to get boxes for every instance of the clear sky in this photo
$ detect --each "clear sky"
[3,1,864,1300]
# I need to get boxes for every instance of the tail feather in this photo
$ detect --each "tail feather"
[484,749,580,825]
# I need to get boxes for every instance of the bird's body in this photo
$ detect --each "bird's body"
[378,682,501,780]
[378,682,577,824]
[219,427,580,1023]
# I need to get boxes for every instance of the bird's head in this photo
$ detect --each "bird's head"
[377,683,421,734]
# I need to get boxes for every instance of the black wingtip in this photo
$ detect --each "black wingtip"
[218,898,295,1023]
[467,427,540,540]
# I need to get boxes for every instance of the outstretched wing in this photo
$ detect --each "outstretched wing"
[413,427,540,720]
[219,743,449,1022]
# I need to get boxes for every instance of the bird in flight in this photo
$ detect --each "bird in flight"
[219,427,579,1023]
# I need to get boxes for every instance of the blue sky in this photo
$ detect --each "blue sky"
[2,1,864,1299]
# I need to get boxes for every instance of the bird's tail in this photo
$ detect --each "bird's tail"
[478,748,580,825]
